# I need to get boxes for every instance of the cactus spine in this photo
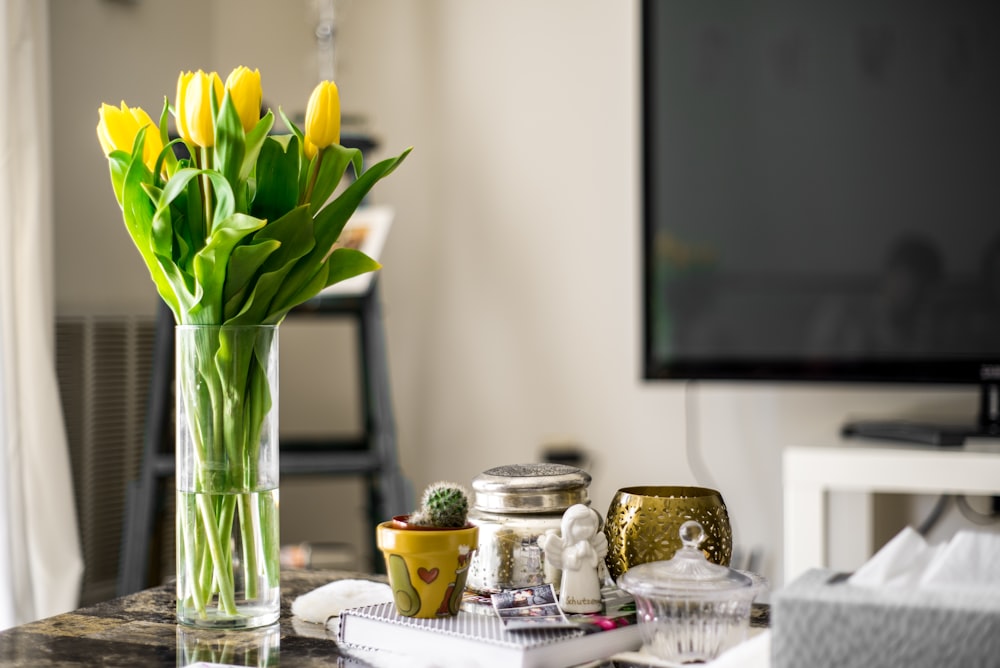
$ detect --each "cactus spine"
[409,481,470,528]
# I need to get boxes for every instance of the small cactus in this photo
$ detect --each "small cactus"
[408,481,470,528]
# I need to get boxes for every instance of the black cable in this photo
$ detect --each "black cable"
[955,495,1000,526]
[915,495,951,536]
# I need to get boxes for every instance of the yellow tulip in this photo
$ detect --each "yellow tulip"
[304,80,341,152]
[225,66,262,134]
[303,137,318,160]
[176,70,223,147]
[96,101,164,172]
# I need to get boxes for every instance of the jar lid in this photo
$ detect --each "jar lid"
[471,463,591,514]
[620,521,754,598]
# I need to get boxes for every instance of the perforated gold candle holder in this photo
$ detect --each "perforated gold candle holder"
[603,485,732,582]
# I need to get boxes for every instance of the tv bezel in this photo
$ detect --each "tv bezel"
[639,0,999,387]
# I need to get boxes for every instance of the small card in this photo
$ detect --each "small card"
[490,584,576,630]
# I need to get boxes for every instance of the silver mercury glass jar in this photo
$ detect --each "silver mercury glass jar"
[466,462,592,594]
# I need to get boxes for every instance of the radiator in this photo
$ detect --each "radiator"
[55,314,156,606]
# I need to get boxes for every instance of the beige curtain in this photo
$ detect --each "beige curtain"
[0,0,83,630]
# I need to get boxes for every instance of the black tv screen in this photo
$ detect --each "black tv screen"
[643,0,1000,385]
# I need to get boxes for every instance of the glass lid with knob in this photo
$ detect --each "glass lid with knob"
[620,520,755,598]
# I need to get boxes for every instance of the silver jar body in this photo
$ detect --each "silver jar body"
[467,508,565,593]
[466,463,592,594]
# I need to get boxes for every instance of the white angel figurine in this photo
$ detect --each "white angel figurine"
[537,504,607,613]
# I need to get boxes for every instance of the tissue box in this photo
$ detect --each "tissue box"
[772,569,1000,668]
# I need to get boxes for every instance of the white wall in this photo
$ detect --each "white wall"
[50,0,993,587]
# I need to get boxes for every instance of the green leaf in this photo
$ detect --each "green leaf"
[223,206,316,324]
[223,238,281,319]
[306,143,362,217]
[159,167,236,235]
[251,136,299,222]
[143,183,173,261]
[190,213,267,323]
[265,265,329,325]
[157,97,179,176]
[161,168,204,210]
[107,150,131,206]
[179,174,203,271]
[240,111,274,182]
[265,248,381,325]
[254,204,315,257]
[120,152,181,316]
[313,148,411,252]
[322,247,382,289]
[214,92,246,207]
[266,147,411,315]
[278,107,304,144]
[276,109,312,196]
[224,270,290,326]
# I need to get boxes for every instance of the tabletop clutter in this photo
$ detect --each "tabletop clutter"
[291,463,769,666]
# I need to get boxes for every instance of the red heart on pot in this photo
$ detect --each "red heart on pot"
[418,567,439,584]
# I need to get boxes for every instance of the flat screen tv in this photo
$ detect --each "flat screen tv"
[641,0,1000,444]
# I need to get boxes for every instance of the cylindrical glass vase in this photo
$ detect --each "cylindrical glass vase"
[175,325,280,629]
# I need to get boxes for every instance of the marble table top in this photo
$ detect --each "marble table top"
[0,570,771,667]
[0,569,373,667]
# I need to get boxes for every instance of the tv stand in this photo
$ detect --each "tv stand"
[842,380,1000,447]
[783,440,1000,585]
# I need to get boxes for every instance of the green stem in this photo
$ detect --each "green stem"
[179,493,206,616]
[177,325,278,622]
[216,494,238,611]
[260,491,280,588]
[238,493,259,600]
[300,149,324,205]
[200,146,213,239]
[197,530,213,610]
[196,493,238,616]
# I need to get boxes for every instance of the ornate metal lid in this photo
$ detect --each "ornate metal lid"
[471,463,591,514]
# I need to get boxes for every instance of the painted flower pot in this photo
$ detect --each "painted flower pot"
[376,520,479,618]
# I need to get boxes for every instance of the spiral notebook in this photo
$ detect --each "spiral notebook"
[337,592,640,668]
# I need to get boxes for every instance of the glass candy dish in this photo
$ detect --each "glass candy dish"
[619,520,764,663]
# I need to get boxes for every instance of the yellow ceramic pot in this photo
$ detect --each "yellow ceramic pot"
[376,520,479,618]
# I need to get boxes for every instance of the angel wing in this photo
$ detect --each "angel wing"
[536,529,566,570]
[589,528,608,561]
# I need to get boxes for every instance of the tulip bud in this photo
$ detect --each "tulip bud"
[303,137,318,161]
[225,66,262,134]
[304,80,341,152]
[176,69,223,147]
[96,101,164,173]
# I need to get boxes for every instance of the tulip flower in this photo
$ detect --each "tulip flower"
[304,80,341,153]
[96,101,164,173]
[96,65,409,626]
[225,66,262,134]
[176,69,223,147]
[303,137,318,161]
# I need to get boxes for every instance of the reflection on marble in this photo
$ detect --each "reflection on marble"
[0,569,376,667]
[177,625,280,666]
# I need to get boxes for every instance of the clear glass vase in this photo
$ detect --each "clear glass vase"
[175,325,280,629]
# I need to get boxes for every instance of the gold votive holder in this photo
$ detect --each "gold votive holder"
[603,485,732,582]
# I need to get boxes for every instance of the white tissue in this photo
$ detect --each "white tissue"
[918,530,1000,593]
[291,578,394,624]
[848,527,1000,593]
